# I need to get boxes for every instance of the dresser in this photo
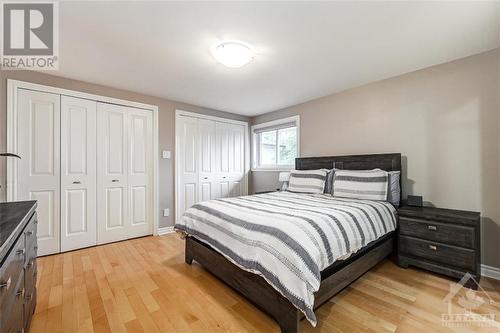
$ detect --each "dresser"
[0,201,38,333]
[397,205,481,289]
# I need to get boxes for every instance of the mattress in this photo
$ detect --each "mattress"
[175,191,397,326]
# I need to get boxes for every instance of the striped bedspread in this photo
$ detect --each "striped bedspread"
[175,191,397,326]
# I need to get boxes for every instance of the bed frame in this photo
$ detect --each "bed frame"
[185,153,401,333]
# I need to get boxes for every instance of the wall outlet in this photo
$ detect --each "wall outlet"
[163,208,170,217]
[162,150,171,159]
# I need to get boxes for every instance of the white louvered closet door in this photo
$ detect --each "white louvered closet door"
[60,96,97,252]
[17,89,61,256]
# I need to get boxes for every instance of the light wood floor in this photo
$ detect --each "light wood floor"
[31,234,500,333]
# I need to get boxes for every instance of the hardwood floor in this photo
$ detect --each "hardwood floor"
[31,233,500,333]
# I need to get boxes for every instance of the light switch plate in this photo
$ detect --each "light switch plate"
[162,150,171,159]
[163,208,170,217]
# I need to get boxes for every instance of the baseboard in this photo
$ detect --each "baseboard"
[481,264,500,280]
[158,226,175,236]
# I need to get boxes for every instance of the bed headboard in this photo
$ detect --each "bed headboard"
[295,153,401,172]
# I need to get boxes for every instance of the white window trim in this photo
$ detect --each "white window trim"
[251,115,300,172]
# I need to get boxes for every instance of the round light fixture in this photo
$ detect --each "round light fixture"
[211,41,255,68]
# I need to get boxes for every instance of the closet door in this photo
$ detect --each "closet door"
[60,96,97,252]
[17,89,61,256]
[96,103,129,244]
[227,123,245,197]
[177,115,198,220]
[128,108,153,238]
[198,118,218,201]
[215,122,230,198]
[215,122,245,198]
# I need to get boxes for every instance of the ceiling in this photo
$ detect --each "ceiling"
[56,1,500,116]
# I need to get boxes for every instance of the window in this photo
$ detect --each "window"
[252,116,299,170]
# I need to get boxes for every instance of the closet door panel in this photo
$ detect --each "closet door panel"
[128,109,153,237]
[17,89,61,256]
[97,103,129,244]
[198,119,218,201]
[216,122,230,173]
[106,187,125,228]
[177,116,198,220]
[61,96,97,252]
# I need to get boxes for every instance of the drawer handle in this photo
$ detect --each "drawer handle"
[16,288,24,297]
[16,248,25,255]
[111,179,119,182]
[25,293,33,301]
[429,245,438,251]
[428,225,437,231]
[0,277,12,290]
[72,181,81,184]
[203,177,208,180]
[25,230,33,236]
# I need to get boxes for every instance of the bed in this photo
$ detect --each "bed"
[176,153,401,333]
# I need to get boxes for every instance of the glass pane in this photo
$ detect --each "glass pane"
[259,130,276,165]
[278,127,297,165]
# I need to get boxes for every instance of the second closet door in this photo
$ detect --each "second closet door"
[60,96,97,251]
[96,103,153,244]
[97,103,129,244]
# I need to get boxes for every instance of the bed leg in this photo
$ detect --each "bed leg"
[277,310,299,333]
[185,237,194,265]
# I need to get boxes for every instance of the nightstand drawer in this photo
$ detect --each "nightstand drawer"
[399,217,475,248]
[399,236,475,271]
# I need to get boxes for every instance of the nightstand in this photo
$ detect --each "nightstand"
[397,205,481,289]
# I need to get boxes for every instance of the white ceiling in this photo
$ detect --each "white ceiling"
[56,1,500,116]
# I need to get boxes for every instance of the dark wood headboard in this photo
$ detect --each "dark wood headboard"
[295,153,401,172]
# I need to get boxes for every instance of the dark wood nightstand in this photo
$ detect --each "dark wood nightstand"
[397,205,481,289]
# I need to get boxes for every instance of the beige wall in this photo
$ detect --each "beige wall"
[251,48,500,268]
[0,70,249,228]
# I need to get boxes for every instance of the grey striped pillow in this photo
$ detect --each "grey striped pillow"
[287,169,328,194]
[333,169,389,201]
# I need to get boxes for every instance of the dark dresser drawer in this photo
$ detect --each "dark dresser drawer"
[399,235,475,271]
[399,217,475,248]
[1,270,25,333]
[0,235,25,308]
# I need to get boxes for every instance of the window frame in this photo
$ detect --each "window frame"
[251,115,300,171]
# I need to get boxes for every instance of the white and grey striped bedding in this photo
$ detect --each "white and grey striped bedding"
[287,169,328,194]
[333,169,389,201]
[175,191,397,326]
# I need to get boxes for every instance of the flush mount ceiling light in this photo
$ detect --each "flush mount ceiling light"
[211,41,255,68]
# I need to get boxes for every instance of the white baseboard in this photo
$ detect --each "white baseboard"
[481,264,500,280]
[157,226,175,236]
